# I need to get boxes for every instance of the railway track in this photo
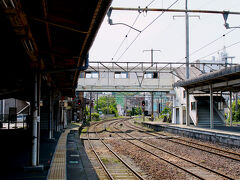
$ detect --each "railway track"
[124,119,240,162]
[86,119,144,180]
[106,118,234,180]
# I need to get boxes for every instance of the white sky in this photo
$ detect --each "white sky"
[90,0,240,64]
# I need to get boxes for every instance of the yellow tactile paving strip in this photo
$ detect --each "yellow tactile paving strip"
[48,129,70,180]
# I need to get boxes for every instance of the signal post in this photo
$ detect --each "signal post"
[142,100,145,121]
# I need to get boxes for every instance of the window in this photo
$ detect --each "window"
[191,102,196,110]
[85,72,99,79]
[183,90,186,99]
[144,72,158,79]
[218,102,224,110]
[91,72,99,78]
[115,72,128,79]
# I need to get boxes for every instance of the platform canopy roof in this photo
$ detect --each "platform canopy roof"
[0,0,112,100]
[174,65,240,93]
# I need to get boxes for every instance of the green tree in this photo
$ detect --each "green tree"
[130,107,142,116]
[231,99,240,122]
[94,95,118,116]
[160,106,172,122]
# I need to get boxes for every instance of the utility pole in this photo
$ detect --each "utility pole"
[143,48,161,66]
[185,0,190,126]
[185,0,189,79]
[143,92,145,121]
[173,0,192,126]
[143,49,160,121]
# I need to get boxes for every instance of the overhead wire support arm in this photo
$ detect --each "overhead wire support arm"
[109,23,141,33]
[107,7,141,33]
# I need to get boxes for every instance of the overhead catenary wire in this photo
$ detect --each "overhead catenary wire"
[111,0,157,61]
[111,13,141,60]
[173,25,240,70]
[194,39,240,61]
[116,0,180,62]
[189,26,239,58]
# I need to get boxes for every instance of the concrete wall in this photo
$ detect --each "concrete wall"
[173,86,198,125]
[142,122,240,147]
[2,98,29,114]
[77,68,174,92]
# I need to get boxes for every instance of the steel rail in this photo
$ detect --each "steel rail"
[87,123,114,180]
[111,120,234,180]
[87,118,144,180]
[93,122,144,180]
[109,120,205,180]
[121,121,234,180]
[125,120,240,162]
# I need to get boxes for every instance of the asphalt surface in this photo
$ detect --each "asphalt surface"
[67,128,99,180]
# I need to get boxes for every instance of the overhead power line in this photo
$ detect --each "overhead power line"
[111,13,141,60]
[190,27,239,57]
[173,25,240,68]
[111,0,157,61]
[115,0,180,62]
[194,40,240,61]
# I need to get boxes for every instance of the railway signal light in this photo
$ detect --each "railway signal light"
[142,100,145,107]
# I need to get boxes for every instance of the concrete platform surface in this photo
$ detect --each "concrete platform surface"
[142,122,240,147]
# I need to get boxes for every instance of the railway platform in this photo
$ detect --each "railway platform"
[142,121,240,147]
[0,124,97,180]
[48,124,98,180]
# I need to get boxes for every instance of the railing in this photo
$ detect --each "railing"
[0,113,27,129]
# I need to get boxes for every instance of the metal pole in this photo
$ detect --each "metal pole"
[143,92,145,121]
[161,92,163,113]
[32,72,38,166]
[15,99,17,129]
[157,95,160,118]
[143,49,161,67]
[230,91,232,126]
[3,99,5,127]
[235,93,238,112]
[185,0,189,79]
[97,92,98,113]
[37,72,41,165]
[151,49,153,66]
[210,84,214,129]
[61,100,64,129]
[186,89,190,126]
[151,92,154,121]
[185,0,191,127]
[90,92,92,121]
[49,90,53,139]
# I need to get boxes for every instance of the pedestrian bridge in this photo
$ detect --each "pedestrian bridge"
[76,62,176,92]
